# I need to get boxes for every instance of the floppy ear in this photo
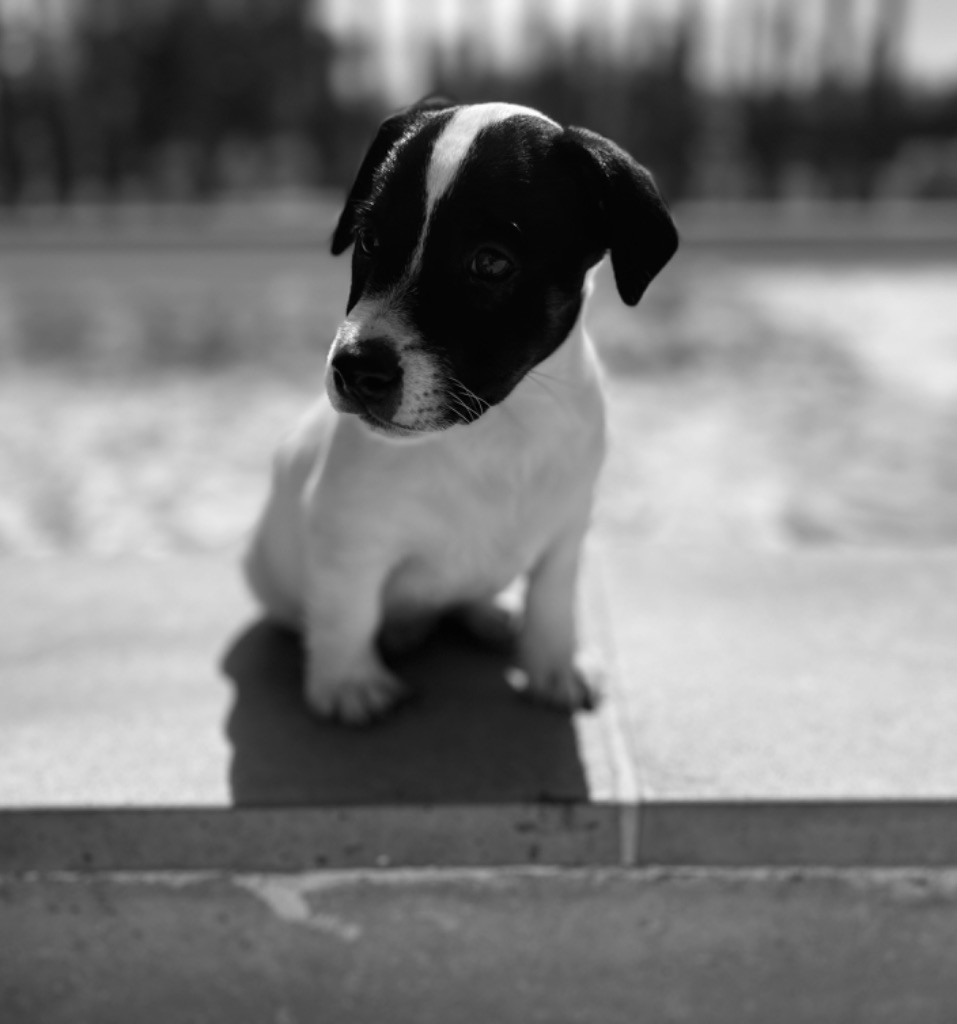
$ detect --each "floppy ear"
[562,126,678,306]
[331,95,456,256]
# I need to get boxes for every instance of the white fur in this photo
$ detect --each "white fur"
[244,274,607,724]
[426,103,556,216]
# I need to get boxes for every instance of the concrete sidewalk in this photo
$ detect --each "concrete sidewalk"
[4,548,957,1023]
[2,546,957,869]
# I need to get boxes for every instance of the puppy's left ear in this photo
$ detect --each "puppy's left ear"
[562,127,679,306]
[332,95,456,256]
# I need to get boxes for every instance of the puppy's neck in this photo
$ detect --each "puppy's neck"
[509,263,603,396]
[555,285,599,371]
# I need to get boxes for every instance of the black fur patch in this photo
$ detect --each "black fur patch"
[335,106,677,425]
[410,115,603,409]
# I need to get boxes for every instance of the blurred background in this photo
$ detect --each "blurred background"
[1,0,955,555]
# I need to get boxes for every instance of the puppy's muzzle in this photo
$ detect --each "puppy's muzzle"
[329,338,403,421]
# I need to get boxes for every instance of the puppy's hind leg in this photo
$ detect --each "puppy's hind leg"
[242,522,302,631]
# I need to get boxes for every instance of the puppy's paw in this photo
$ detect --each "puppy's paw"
[305,658,408,725]
[456,599,521,653]
[508,651,604,712]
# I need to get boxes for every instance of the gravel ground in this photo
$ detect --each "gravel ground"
[2,244,955,555]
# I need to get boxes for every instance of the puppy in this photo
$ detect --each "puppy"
[244,98,677,724]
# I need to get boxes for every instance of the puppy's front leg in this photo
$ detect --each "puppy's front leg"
[302,549,405,725]
[517,517,600,711]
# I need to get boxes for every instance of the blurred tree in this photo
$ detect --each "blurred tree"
[0,0,74,204]
[73,0,143,197]
[65,0,343,199]
[428,4,702,201]
[0,16,25,204]
[738,0,800,198]
[0,0,954,205]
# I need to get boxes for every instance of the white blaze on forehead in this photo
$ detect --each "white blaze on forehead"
[424,102,557,215]
[404,103,558,278]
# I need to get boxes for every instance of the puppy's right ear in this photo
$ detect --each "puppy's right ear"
[331,96,456,256]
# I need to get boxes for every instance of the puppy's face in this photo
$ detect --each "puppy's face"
[327,101,678,438]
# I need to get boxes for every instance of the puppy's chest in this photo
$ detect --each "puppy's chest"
[383,428,600,609]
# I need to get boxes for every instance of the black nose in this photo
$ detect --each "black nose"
[331,340,402,410]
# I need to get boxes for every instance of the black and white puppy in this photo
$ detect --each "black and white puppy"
[244,98,677,724]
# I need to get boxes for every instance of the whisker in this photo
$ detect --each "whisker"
[525,369,565,406]
[446,394,473,422]
[527,368,573,389]
[450,378,490,413]
[447,374,489,407]
[442,384,478,424]
[445,375,490,421]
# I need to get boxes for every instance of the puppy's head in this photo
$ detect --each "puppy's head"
[327,98,678,438]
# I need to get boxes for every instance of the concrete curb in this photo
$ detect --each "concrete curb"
[4,866,957,1024]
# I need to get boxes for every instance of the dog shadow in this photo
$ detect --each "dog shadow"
[221,619,590,805]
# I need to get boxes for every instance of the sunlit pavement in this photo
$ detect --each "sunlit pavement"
[2,546,957,870]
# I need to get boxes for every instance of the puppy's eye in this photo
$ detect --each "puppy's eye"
[469,247,515,283]
[357,228,380,258]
